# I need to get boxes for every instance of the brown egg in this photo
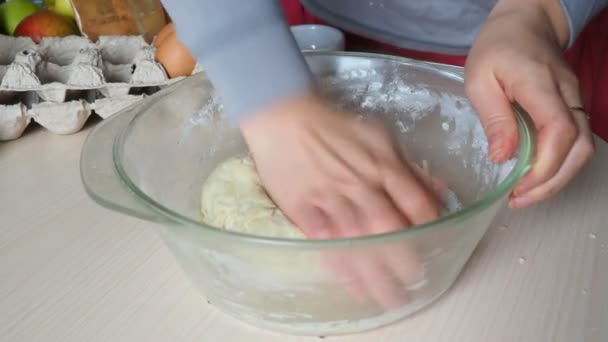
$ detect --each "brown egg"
[153,23,197,78]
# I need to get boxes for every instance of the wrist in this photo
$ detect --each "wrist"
[239,89,321,138]
[488,0,570,49]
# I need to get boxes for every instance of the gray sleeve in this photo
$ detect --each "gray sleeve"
[161,0,314,122]
[560,0,608,47]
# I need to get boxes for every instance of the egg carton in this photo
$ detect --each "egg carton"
[0,34,202,141]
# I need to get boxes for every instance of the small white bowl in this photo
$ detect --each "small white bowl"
[290,24,345,51]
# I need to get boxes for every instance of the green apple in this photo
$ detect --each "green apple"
[42,0,74,18]
[0,0,41,35]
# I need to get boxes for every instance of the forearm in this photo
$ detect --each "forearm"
[161,0,314,122]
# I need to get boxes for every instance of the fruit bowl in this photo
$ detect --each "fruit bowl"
[80,51,534,336]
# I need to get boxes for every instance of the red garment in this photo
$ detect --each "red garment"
[565,10,608,142]
[280,0,608,141]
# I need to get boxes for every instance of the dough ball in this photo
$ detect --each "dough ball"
[200,155,463,239]
[200,155,305,239]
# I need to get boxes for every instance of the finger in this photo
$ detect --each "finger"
[557,74,591,143]
[382,163,441,225]
[319,189,411,307]
[322,195,363,238]
[294,200,372,302]
[347,187,409,235]
[319,195,384,302]
[557,72,585,111]
[350,251,407,309]
[355,120,446,203]
[320,187,421,307]
[407,159,448,205]
[382,239,425,285]
[465,70,519,163]
[510,110,594,207]
[511,74,579,196]
[350,189,423,288]
[290,204,332,239]
[321,251,367,301]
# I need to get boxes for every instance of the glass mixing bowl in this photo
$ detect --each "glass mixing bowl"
[81,51,534,336]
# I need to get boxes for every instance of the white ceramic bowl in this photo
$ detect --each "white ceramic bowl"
[290,24,345,51]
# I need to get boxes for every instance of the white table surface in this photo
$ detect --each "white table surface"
[1,124,607,342]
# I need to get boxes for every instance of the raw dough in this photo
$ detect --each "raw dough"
[200,155,305,239]
[200,155,462,238]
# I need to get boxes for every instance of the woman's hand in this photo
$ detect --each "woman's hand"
[241,91,441,237]
[240,91,441,307]
[465,0,595,208]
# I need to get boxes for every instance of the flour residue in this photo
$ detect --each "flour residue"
[180,94,223,140]
[319,67,518,188]
[319,69,440,122]
[186,95,222,127]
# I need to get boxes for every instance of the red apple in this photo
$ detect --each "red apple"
[14,10,79,43]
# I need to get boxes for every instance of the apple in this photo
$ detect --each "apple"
[14,10,79,42]
[42,0,74,18]
[0,0,41,35]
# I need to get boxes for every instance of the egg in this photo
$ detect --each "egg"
[153,23,197,78]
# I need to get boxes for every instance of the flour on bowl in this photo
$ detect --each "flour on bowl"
[179,93,225,157]
[318,66,518,193]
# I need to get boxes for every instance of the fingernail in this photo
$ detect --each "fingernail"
[510,196,532,208]
[489,133,504,162]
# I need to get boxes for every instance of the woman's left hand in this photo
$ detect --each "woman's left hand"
[465,0,595,208]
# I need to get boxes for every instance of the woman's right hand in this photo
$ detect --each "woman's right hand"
[240,91,442,308]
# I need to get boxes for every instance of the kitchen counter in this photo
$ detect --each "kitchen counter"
[1,125,607,342]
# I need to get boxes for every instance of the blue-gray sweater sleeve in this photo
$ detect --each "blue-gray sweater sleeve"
[161,0,314,122]
[560,0,608,47]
